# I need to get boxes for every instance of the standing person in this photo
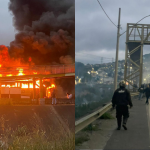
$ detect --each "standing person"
[144,83,146,89]
[66,93,72,99]
[143,85,150,104]
[138,84,144,100]
[52,89,57,105]
[67,93,73,103]
[133,84,136,92]
[112,80,133,130]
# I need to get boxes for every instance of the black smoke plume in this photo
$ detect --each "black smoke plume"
[9,0,75,65]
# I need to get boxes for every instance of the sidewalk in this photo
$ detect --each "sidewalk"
[104,97,150,150]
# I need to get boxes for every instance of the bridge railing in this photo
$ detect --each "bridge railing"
[75,92,139,134]
[0,64,75,77]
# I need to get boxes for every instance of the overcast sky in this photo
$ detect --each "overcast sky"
[2,0,150,65]
[0,0,16,46]
[75,0,150,64]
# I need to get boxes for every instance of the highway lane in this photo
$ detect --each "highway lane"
[0,104,75,134]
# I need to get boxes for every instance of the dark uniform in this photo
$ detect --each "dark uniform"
[143,86,150,104]
[138,85,144,100]
[112,85,133,130]
[51,89,56,105]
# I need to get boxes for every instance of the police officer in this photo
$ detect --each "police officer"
[112,80,133,130]
[143,84,150,104]
[138,84,144,100]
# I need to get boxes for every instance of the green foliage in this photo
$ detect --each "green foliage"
[100,112,114,119]
[75,97,112,119]
[82,124,99,131]
[75,83,114,119]
[75,133,89,146]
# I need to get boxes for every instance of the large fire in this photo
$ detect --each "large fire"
[0,45,74,99]
[17,68,25,76]
[0,46,56,91]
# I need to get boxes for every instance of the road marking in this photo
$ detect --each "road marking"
[50,106,71,134]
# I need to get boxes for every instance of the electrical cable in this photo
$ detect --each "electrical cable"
[97,0,118,28]
[120,15,150,36]
[97,0,150,37]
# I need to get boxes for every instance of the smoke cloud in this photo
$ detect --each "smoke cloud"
[8,0,75,64]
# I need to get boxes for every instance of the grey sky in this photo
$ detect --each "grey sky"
[75,0,150,64]
[0,0,16,46]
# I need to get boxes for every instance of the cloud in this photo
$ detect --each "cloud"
[8,0,75,64]
[75,0,150,63]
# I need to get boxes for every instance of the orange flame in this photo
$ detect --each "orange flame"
[6,74,12,77]
[17,68,25,76]
[51,84,55,88]
[28,57,32,62]
[47,84,56,89]
[22,83,28,88]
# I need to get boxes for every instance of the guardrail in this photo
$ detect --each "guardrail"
[75,92,139,134]
[131,92,139,96]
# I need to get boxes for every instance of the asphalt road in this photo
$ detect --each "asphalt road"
[104,97,150,150]
[0,104,75,134]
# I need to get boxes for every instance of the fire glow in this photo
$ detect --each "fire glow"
[1,80,55,89]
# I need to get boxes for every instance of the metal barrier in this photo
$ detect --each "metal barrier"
[75,92,139,134]
[131,92,139,96]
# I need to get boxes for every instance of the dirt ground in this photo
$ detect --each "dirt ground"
[75,109,116,150]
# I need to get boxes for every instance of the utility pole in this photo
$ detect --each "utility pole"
[114,8,121,91]
[101,57,103,64]
[112,58,114,63]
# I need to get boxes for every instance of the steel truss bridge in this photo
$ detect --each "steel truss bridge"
[124,23,150,89]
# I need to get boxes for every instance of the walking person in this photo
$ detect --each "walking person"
[138,84,144,100]
[112,80,133,130]
[52,89,57,105]
[143,84,150,105]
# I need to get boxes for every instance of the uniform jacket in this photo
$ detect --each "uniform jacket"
[138,87,144,93]
[143,87,150,97]
[112,87,133,107]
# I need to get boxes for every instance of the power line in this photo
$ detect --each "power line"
[97,0,150,37]
[97,0,118,28]
[120,15,150,36]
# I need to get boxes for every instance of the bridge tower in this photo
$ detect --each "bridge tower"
[124,23,150,89]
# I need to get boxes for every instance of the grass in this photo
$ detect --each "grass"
[82,123,100,131]
[75,133,89,146]
[75,124,100,146]
[0,116,75,150]
[100,112,114,119]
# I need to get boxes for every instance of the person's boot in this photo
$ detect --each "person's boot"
[117,118,121,130]
[122,117,128,130]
